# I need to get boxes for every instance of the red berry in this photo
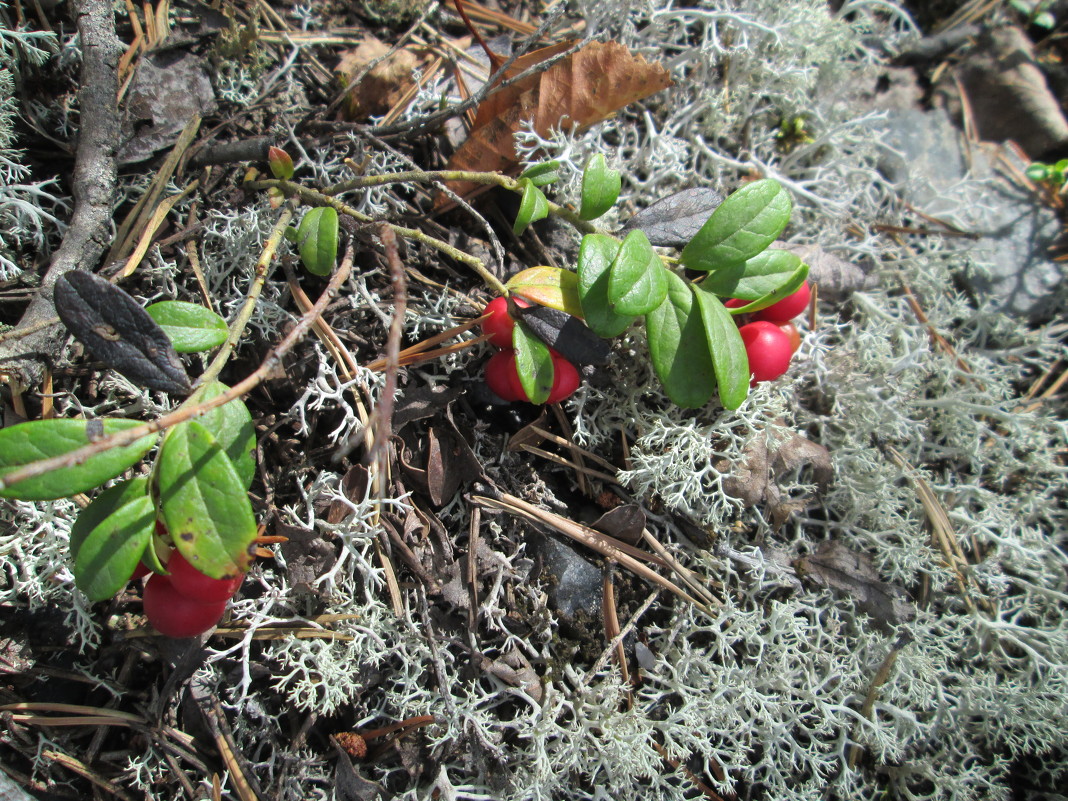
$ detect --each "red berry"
[778,322,802,354]
[724,298,748,310]
[166,549,244,603]
[739,321,794,384]
[480,296,531,349]
[750,281,811,323]
[143,574,227,638]
[485,350,525,401]
[546,353,580,403]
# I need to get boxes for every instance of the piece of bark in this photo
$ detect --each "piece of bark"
[0,0,122,391]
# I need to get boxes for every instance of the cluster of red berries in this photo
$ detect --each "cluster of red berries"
[481,297,581,404]
[142,549,244,638]
[727,281,810,384]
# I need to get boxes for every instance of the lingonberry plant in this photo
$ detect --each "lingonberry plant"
[0,280,258,636]
[495,156,810,408]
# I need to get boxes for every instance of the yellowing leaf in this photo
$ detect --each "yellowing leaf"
[505,266,583,317]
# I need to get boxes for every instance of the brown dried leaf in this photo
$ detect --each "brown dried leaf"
[719,431,833,528]
[590,503,646,545]
[769,242,869,300]
[795,540,916,631]
[446,41,672,197]
[277,521,337,594]
[337,37,424,120]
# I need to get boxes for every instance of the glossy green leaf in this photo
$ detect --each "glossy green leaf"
[579,154,621,220]
[196,382,257,489]
[70,478,155,601]
[681,179,792,271]
[505,266,584,317]
[145,301,229,353]
[0,419,157,501]
[297,206,339,276]
[696,250,806,301]
[645,271,716,408]
[724,261,809,315]
[513,178,550,236]
[576,234,635,338]
[518,160,561,187]
[157,420,257,579]
[513,321,554,404]
[692,285,750,410]
[607,230,669,316]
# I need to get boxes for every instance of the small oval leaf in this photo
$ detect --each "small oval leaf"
[576,234,635,338]
[618,187,724,247]
[513,178,549,236]
[645,271,716,408]
[725,261,809,314]
[145,301,229,353]
[681,179,792,272]
[196,381,257,489]
[518,160,561,187]
[579,154,621,220]
[697,249,804,301]
[297,206,339,276]
[693,284,750,410]
[505,266,583,317]
[513,321,554,404]
[157,420,257,579]
[268,146,295,180]
[514,303,612,366]
[71,479,155,601]
[607,230,669,316]
[0,419,157,500]
[55,271,192,395]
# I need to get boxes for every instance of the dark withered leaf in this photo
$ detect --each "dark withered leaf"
[392,384,464,431]
[55,271,192,394]
[591,503,646,545]
[514,304,612,366]
[618,187,724,247]
[796,540,916,632]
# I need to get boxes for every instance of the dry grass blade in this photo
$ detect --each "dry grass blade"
[470,491,713,615]
[0,702,143,722]
[641,530,722,609]
[885,446,988,613]
[42,749,134,801]
[518,443,620,484]
[601,570,631,697]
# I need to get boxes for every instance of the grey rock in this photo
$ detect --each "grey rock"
[531,534,602,620]
[871,68,1066,319]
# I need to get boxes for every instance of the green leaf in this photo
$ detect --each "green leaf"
[505,266,584,317]
[680,179,792,271]
[512,321,554,404]
[157,420,257,579]
[607,230,669,316]
[267,146,295,180]
[70,478,155,601]
[297,206,339,276]
[513,178,550,236]
[518,160,561,187]
[0,419,157,500]
[196,382,257,489]
[145,301,229,353]
[645,271,716,408]
[692,285,750,410]
[695,249,805,301]
[576,234,635,338]
[1026,163,1050,182]
[579,154,621,220]
[724,261,809,314]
